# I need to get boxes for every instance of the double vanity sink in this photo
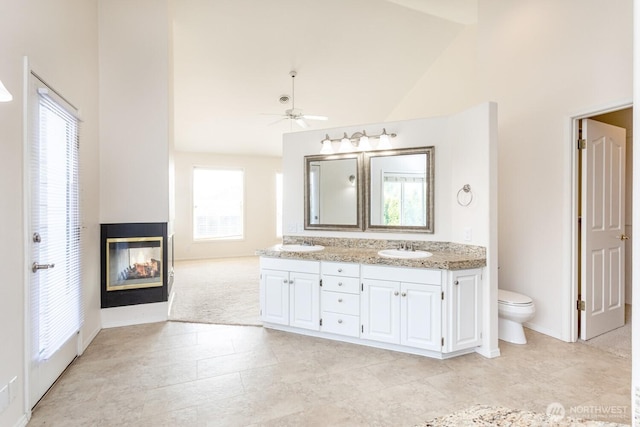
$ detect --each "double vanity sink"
[278,244,433,260]
[264,239,484,270]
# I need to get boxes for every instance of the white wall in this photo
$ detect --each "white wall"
[390,0,633,342]
[0,2,101,426]
[173,151,282,260]
[99,0,171,224]
[282,103,499,356]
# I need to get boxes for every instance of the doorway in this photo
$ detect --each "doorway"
[573,105,633,344]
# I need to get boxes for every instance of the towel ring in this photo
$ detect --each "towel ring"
[457,184,473,207]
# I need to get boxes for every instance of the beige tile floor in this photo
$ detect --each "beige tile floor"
[28,322,631,426]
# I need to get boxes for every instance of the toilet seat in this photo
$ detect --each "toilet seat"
[498,289,533,306]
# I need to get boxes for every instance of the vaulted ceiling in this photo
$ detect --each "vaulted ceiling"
[172,0,477,156]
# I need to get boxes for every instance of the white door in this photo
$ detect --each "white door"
[361,279,400,344]
[28,74,82,406]
[445,270,482,352]
[580,119,626,340]
[400,283,441,351]
[260,269,289,325]
[289,272,320,330]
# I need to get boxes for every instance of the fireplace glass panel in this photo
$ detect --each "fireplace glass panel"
[106,237,163,291]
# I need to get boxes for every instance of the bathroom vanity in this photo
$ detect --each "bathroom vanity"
[257,239,485,359]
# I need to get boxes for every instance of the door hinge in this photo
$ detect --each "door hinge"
[441,291,444,300]
[577,139,586,150]
[320,279,322,287]
[320,318,323,326]
[577,300,585,311]
[441,337,444,347]
[361,283,364,292]
[361,325,364,333]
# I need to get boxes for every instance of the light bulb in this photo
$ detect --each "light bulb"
[320,136,334,154]
[378,130,392,150]
[358,135,371,151]
[338,133,352,152]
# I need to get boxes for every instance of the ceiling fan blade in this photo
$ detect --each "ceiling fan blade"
[268,117,289,126]
[295,118,309,129]
[301,114,328,121]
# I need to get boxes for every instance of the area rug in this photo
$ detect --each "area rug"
[168,256,262,326]
[420,404,629,426]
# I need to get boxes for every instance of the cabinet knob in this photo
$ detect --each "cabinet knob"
[454,280,459,285]
[394,291,399,296]
[338,282,343,286]
[401,292,407,297]
[338,298,343,303]
[289,279,294,284]
[337,268,343,273]
[338,319,343,324]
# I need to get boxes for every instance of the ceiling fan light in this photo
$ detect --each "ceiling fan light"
[338,133,352,153]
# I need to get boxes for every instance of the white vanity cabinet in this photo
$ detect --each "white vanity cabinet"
[260,258,320,331]
[443,268,483,353]
[361,265,442,352]
[320,261,360,337]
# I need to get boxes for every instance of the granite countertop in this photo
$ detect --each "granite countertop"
[256,237,486,270]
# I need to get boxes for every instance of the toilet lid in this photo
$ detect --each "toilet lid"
[498,289,533,305]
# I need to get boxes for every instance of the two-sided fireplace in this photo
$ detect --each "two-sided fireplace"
[101,222,173,308]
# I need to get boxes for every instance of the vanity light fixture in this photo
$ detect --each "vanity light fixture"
[0,79,13,102]
[319,128,397,154]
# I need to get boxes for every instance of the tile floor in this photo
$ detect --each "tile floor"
[28,322,631,426]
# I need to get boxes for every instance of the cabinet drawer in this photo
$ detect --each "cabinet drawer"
[321,261,360,277]
[322,275,360,294]
[321,291,359,315]
[321,312,360,337]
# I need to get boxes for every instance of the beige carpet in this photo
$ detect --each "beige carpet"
[168,256,262,326]
[582,304,631,359]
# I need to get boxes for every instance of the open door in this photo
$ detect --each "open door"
[580,119,626,340]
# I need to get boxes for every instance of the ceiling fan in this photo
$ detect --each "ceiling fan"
[265,70,328,129]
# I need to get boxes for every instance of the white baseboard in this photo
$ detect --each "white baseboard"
[13,414,28,427]
[476,345,501,358]
[101,302,168,328]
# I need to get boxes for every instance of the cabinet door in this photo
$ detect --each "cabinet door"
[401,283,441,351]
[446,270,482,352]
[361,279,400,344]
[261,269,290,325]
[289,272,320,330]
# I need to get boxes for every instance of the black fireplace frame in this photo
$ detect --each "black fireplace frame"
[101,222,169,308]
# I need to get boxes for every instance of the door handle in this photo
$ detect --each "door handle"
[32,262,55,273]
[619,234,630,241]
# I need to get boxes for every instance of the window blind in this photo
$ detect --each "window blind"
[31,84,83,360]
[193,168,244,240]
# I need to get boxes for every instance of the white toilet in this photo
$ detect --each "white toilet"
[498,289,535,344]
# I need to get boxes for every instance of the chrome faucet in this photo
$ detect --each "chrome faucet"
[302,239,314,246]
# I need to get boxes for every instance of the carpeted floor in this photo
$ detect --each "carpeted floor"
[168,256,262,326]
[581,304,631,359]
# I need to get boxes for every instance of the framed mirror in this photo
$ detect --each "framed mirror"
[304,153,363,230]
[364,147,435,233]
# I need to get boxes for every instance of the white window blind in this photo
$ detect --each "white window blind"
[193,168,244,240]
[31,85,83,360]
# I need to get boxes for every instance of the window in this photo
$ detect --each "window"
[382,172,426,226]
[276,172,283,237]
[193,168,244,240]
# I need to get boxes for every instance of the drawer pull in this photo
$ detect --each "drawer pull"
[338,298,343,303]
[394,291,399,296]
[401,292,407,297]
[338,282,343,286]
[338,319,343,324]
[338,268,343,273]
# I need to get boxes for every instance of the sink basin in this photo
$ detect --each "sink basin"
[378,249,433,259]
[278,244,325,252]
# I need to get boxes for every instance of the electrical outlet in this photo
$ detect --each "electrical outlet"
[464,227,472,241]
[8,377,17,402]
